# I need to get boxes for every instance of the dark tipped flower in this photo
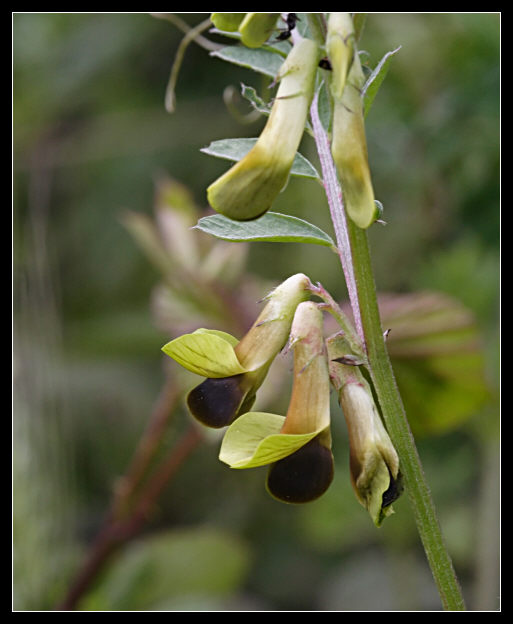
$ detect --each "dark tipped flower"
[220,301,334,504]
[207,38,319,221]
[328,335,402,525]
[339,378,402,525]
[162,273,310,428]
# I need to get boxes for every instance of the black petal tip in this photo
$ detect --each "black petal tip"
[266,437,334,504]
[382,470,403,508]
[187,375,246,428]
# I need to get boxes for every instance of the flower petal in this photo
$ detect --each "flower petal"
[219,411,321,469]
[266,435,334,504]
[162,329,246,377]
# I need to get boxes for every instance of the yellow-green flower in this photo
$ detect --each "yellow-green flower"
[207,38,319,221]
[329,13,379,230]
[328,335,402,525]
[326,12,355,99]
[220,301,334,504]
[239,13,280,48]
[210,13,245,33]
[162,273,310,428]
[210,13,280,48]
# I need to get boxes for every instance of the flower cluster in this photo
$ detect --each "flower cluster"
[162,274,401,522]
[206,12,380,230]
[162,13,400,521]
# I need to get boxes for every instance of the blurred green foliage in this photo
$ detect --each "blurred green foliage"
[13,13,499,611]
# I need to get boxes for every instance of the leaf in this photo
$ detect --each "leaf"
[209,27,291,56]
[240,83,272,116]
[201,137,320,180]
[378,290,489,436]
[210,44,284,78]
[315,80,332,133]
[362,46,401,118]
[219,411,319,468]
[80,527,251,611]
[195,211,336,249]
[162,329,246,378]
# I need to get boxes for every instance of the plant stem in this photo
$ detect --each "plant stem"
[310,77,466,611]
[309,90,365,345]
[164,17,213,113]
[56,383,203,611]
[346,221,466,611]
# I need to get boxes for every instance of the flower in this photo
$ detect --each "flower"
[220,300,334,504]
[327,334,402,525]
[210,13,280,48]
[238,13,280,48]
[329,14,379,230]
[162,273,310,428]
[206,38,319,221]
[210,13,245,33]
[326,12,355,99]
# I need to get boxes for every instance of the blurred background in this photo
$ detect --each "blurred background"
[13,13,500,611]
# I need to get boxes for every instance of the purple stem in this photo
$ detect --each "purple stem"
[309,90,365,347]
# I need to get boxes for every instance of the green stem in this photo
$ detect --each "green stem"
[307,14,466,606]
[346,220,466,611]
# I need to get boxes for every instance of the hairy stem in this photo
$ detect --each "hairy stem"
[346,221,465,611]
[310,90,365,345]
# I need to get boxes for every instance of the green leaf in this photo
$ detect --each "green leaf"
[162,329,246,378]
[80,527,251,611]
[209,28,291,56]
[219,411,319,468]
[195,211,336,249]
[363,46,401,118]
[210,45,284,78]
[379,290,489,436]
[240,83,272,116]
[315,81,332,133]
[201,137,320,180]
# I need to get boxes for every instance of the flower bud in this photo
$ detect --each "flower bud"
[207,38,319,221]
[328,335,402,525]
[326,12,355,99]
[210,13,245,33]
[162,274,310,428]
[239,13,280,48]
[330,22,379,230]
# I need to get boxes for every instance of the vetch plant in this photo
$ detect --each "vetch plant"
[161,12,467,611]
